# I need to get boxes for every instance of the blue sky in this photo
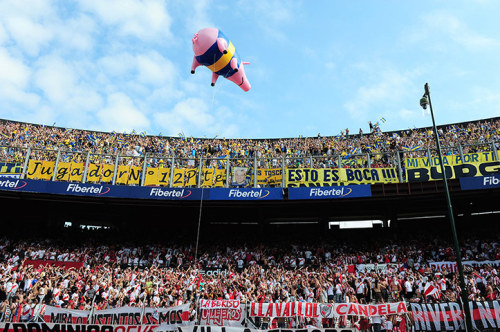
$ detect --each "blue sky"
[0,0,499,139]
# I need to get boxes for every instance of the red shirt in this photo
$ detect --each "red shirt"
[359,318,370,329]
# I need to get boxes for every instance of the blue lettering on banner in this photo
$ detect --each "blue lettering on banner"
[460,175,500,190]
[208,188,283,200]
[289,185,372,200]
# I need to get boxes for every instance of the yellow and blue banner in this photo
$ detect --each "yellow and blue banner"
[0,162,22,175]
[405,151,499,168]
[406,161,500,182]
[255,168,283,186]
[286,167,399,187]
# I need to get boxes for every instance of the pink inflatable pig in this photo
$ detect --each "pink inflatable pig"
[191,27,251,92]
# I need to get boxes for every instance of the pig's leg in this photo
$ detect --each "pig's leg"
[191,57,201,74]
[230,58,239,72]
[211,72,219,86]
[217,38,228,54]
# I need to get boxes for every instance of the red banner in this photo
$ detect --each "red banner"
[23,260,84,269]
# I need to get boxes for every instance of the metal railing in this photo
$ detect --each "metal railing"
[0,141,498,188]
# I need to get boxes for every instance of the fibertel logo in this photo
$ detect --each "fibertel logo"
[309,187,352,197]
[149,188,192,199]
[228,189,270,199]
[484,176,499,185]
[66,183,110,195]
[0,179,27,190]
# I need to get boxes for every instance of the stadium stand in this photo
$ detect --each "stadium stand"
[0,117,499,331]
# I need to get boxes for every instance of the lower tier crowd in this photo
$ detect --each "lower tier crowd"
[0,230,498,321]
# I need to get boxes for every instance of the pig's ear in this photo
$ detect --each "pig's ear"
[211,73,219,86]
[217,38,228,54]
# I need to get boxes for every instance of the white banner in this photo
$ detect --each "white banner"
[199,300,241,310]
[249,302,407,318]
[44,304,191,326]
[1,323,158,332]
[179,326,356,332]
[44,306,89,323]
[429,260,500,273]
[199,301,246,327]
[410,301,500,331]
[355,263,400,273]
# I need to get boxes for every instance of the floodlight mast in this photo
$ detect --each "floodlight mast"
[420,83,473,332]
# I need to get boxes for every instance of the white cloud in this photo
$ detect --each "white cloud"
[4,16,54,57]
[398,108,420,120]
[0,48,40,109]
[406,12,499,51]
[56,15,96,52]
[447,86,500,120]
[0,0,55,20]
[0,23,7,45]
[136,52,177,86]
[33,55,103,123]
[235,0,301,41]
[145,86,184,107]
[184,0,214,32]
[252,0,295,23]
[344,69,415,119]
[0,48,30,88]
[0,1,97,56]
[96,51,182,104]
[428,13,498,49]
[97,93,150,132]
[34,56,77,103]
[153,98,239,137]
[153,98,212,135]
[78,0,173,41]
[325,62,336,71]
[97,53,136,78]
[0,86,40,108]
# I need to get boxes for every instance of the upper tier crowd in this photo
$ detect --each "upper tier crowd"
[0,118,499,163]
[1,233,498,321]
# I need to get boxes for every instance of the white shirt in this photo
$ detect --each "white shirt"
[356,281,365,294]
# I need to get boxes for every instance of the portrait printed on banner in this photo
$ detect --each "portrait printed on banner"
[231,167,250,187]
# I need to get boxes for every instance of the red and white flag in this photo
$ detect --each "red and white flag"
[424,283,441,300]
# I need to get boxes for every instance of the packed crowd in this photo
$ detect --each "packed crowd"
[0,118,498,166]
[0,232,498,321]
[1,118,499,330]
